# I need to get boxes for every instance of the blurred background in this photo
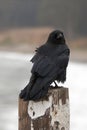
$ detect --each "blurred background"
[0,0,87,130]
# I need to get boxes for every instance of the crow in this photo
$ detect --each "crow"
[20,30,70,101]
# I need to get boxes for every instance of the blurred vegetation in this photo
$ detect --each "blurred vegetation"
[0,0,87,39]
[1,37,12,45]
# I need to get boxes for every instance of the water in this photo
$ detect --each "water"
[0,52,87,130]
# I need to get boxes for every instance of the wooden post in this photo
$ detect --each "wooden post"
[18,87,70,130]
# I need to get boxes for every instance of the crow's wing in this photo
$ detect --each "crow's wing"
[30,51,41,63]
[31,55,55,77]
[30,45,46,63]
[28,49,70,99]
[31,49,70,77]
[55,49,70,68]
[29,49,69,99]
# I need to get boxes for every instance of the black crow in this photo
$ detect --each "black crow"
[20,30,70,101]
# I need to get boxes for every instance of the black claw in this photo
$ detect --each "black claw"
[54,81,59,88]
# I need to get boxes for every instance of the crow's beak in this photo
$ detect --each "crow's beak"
[57,33,63,39]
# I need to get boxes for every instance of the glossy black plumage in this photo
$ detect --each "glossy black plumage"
[20,30,70,101]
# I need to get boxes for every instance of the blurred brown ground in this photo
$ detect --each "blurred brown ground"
[0,27,87,62]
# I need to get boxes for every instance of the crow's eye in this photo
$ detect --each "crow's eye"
[57,33,63,39]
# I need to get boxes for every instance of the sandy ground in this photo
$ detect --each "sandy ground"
[0,52,87,130]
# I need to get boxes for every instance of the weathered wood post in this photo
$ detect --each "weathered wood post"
[18,87,70,130]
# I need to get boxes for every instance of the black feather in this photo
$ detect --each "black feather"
[20,30,70,101]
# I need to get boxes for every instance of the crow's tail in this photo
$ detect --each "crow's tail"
[29,76,54,100]
[19,74,37,100]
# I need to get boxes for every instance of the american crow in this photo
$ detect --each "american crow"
[20,30,70,101]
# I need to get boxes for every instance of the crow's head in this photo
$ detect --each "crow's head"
[47,30,65,44]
